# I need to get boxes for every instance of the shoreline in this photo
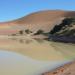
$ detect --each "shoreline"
[43,60,75,75]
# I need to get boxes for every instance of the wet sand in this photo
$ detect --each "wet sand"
[43,61,75,75]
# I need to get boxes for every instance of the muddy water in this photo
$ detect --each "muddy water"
[0,38,75,75]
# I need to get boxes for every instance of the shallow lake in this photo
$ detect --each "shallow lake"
[0,38,75,75]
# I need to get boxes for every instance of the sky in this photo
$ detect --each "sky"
[0,0,75,22]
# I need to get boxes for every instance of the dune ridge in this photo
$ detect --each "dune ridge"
[0,10,75,35]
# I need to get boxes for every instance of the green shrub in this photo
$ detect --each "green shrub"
[19,30,23,35]
[34,30,44,35]
[25,29,32,34]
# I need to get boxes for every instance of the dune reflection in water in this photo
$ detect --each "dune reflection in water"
[0,38,75,61]
[0,38,75,75]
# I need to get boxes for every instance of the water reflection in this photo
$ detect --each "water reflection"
[50,42,75,60]
[0,37,75,61]
[11,38,44,44]
[0,38,75,75]
[10,38,33,44]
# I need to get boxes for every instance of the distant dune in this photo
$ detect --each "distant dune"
[0,10,75,35]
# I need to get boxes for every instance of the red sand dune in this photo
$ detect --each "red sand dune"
[0,10,75,35]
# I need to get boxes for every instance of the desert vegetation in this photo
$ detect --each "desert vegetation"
[34,30,44,35]
[19,30,23,35]
[25,29,32,34]
[50,17,75,35]
[11,29,33,36]
[48,17,75,43]
[10,17,75,43]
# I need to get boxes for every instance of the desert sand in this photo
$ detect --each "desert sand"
[43,61,75,75]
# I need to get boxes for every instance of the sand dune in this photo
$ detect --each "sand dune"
[0,10,75,35]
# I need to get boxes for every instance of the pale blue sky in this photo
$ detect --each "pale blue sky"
[0,0,75,22]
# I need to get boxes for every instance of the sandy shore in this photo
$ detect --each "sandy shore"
[43,61,75,75]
